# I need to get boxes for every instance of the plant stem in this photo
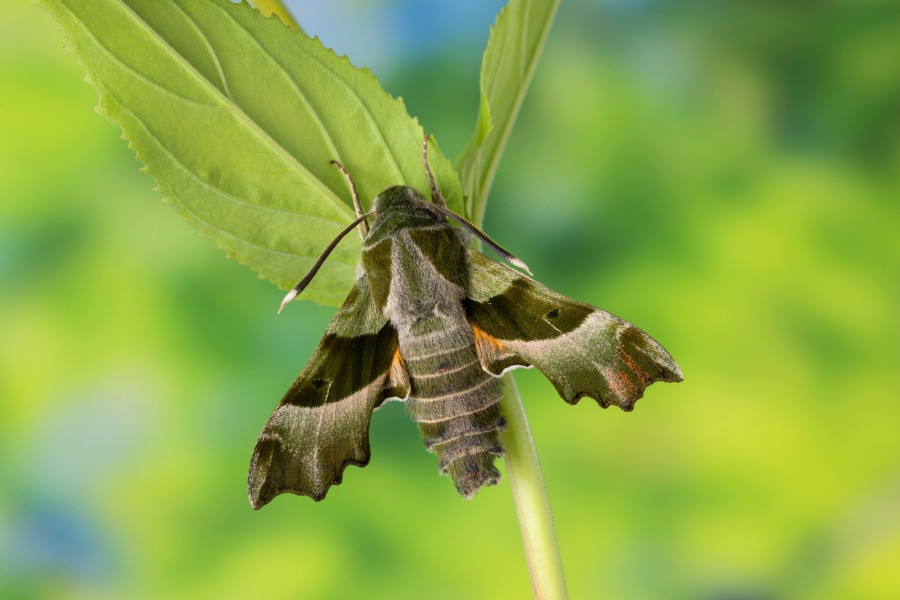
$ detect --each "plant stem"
[500,376,568,600]
[250,0,301,31]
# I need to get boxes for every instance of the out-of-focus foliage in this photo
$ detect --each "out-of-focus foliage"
[457,0,560,223]
[3,1,898,599]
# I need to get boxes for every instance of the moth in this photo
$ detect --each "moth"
[248,137,682,509]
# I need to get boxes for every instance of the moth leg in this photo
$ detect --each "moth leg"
[422,133,447,207]
[330,159,369,238]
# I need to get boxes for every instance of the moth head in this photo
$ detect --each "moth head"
[278,169,531,313]
[368,184,532,277]
[372,185,440,221]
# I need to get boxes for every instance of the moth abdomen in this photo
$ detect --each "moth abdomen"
[418,404,507,450]
[446,452,503,500]
[402,337,506,498]
[428,419,505,499]
[434,429,504,471]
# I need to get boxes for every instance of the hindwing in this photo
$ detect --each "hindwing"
[464,250,682,410]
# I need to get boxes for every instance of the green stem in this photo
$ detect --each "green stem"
[500,376,568,600]
[250,0,301,31]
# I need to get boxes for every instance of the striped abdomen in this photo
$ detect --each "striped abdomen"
[401,320,506,498]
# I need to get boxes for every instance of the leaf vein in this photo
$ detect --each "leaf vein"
[178,196,356,266]
[108,0,350,215]
[213,3,344,166]
[170,0,233,99]
[129,109,348,226]
[216,4,406,185]
[520,1,531,79]
[104,90,357,267]
[298,54,406,183]
[60,0,219,109]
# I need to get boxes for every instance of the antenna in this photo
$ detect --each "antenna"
[330,159,368,238]
[424,202,532,276]
[278,211,376,313]
[422,133,447,207]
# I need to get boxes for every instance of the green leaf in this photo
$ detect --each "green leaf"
[36,0,463,306]
[457,0,560,226]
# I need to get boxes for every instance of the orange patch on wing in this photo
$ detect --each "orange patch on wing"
[392,348,405,367]
[389,348,409,389]
[603,365,636,404]
[472,324,505,352]
[618,346,650,385]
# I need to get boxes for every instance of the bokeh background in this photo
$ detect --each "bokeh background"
[3,1,899,598]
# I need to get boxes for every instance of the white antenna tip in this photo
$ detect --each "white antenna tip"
[510,257,532,276]
[278,289,299,314]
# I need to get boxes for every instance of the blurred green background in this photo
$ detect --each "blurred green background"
[3,1,899,598]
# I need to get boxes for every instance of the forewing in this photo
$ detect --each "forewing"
[249,276,409,508]
[465,250,682,410]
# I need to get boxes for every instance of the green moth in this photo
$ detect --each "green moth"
[248,138,682,509]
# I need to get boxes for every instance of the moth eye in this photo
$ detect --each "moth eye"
[545,308,560,320]
[311,378,329,390]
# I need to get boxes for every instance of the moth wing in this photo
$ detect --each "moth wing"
[465,249,682,410]
[248,276,409,509]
